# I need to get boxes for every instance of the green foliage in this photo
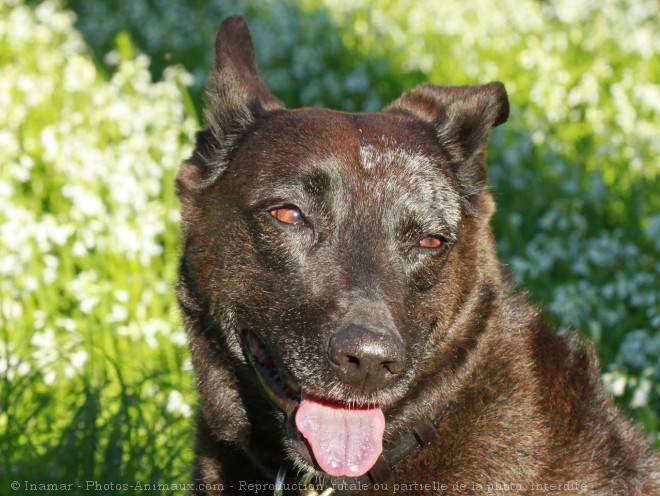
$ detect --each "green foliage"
[1,0,196,489]
[1,0,658,491]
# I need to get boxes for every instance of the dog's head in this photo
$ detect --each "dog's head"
[177,17,508,479]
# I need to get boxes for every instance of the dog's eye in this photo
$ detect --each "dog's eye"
[419,236,444,249]
[270,207,304,225]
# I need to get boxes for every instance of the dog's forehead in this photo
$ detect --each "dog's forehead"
[358,135,434,174]
[241,109,449,178]
[234,109,462,230]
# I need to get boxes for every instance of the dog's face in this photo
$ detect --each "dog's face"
[177,17,508,479]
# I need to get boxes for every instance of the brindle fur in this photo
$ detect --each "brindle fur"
[176,16,660,495]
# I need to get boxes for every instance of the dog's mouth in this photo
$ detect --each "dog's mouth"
[242,329,300,414]
[242,329,386,478]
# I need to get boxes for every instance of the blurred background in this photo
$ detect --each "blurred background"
[1,0,658,492]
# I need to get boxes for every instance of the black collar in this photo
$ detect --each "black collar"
[251,402,452,496]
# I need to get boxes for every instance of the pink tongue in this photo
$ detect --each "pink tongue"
[295,397,385,477]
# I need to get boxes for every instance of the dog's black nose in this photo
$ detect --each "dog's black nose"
[328,326,405,390]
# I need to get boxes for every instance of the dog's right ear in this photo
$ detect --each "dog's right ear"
[177,16,284,192]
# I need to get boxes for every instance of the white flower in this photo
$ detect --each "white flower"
[114,290,130,302]
[165,390,192,418]
[630,378,652,408]
[64,349,88,378]
[602,372,627,397]
[17,361,31,377]
[0,298,23,321]
[54,317,76,332]
[145,384,159,398]
[43,370,57,385]
[170,329,187,347]
[30,328,56,348]
[108,304,128,323]
[69,349,88,369]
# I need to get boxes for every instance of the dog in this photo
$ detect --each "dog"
[175,16,659,495]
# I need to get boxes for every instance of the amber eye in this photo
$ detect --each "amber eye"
[419,236,444,249]
[270,207,304,225]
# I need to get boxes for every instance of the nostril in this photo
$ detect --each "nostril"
[336,355,360,374]
[382,360,403,375]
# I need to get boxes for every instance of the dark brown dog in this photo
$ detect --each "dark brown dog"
[176,16,659,495]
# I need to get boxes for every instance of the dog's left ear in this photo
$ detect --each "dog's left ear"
[206,16,284,141]
[177,16,284,193]
[386,82,508,216]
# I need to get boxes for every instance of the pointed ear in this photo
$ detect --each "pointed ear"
[385,82,508,216]
[207,16,284,139]
[178,17,284,193]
